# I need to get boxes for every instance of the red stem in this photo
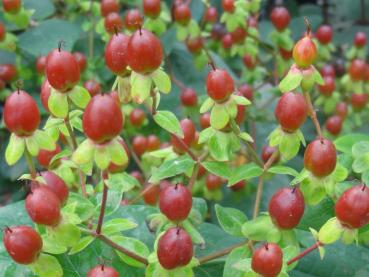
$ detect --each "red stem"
[96,171,109,235]
[287,242,323,265]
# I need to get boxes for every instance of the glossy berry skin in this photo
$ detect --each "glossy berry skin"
[147,135,160,151]
[157,227,193,270]
[132,135,148,156]
[4,90,40,136]
[37,144,61,168]
[83,94,123,144]
[40,79,51,112]
[238,84,253,101]
[127,29,163,74]
[320,64,335,78]
[46,49,80,92]
[25,186,61,226]
[206,174,223,191]
[325,115,342,136]
[159,184,192,222]
[270,7,290,31]
[261,146,279,165]
[36,55,46,74]
[293,35,317,69]
[180,88,197,106]
[335,185,369,229]
[335,102,348,118]
[143,0,161,18]
[269,187,305,229]
[275,92,307,132]
[104,12,123,34]
[222,0,234,13]
[206,69,234,102]
[100,0,119,17]
[200,113,211,129]
[304,138,336,177]
[73,52,87,72]
[279,47,292,60]
[351,93,368,111]
[130,108,146,127]
[2,0,21,14]
[204,6,218,23]
[243,54,256,69]
[171,118,196,153]
[221,33,233,49]
[315,25,333,44]
[349,59,366,81]
[230,27,247,44]
[252,243,283,277]
[105,33,130,76]
[124,9,143,31]
[87,265,119,277]
[186,37,203,55]
[39,171,69,205]
[174,4,191,25]
[3,226,42,264]
[354,31,367,48]
[84,80,102,97]
[107,138,130,173]
[143,184,160,205]
[0,64,17,83]
[318,76,335,96]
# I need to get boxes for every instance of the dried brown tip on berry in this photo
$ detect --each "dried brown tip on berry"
[15,79,23,93]
[303,17,311,36]
[208,61,216,71]
[57,40,65,52]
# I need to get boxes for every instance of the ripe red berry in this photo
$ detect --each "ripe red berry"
[335,102,348,118]
[349,59,367,81]
[157,227,193,269]
[159,184,192,222]
[105,32,130,76]
[124,9,143,31]
[100,0,119,17]
[40,171,69,205]
[221,33,233,49]
[0,23,5,41]
[104,12,123,34]
[84,80,102,97]
[143,184,160,205]
[25,186,61,226]
[107,138,130,173]
[206,174,223,190]
[200,113,211,129]
[143,0,161,18]
[325,115,342,136]
[83,94,123,144]
[46,48,80,92]
[270,6,290,31]
[252,243,283,277]
[3,226,42,264]
[186,37,203,55]
[354,31,367,48]
[304,138,336,177]
[318,76,335,96]
[293,34,317,68]
[171,118,196,153]
[351,93,368,111]
[87,265,119,277]
[2,0,21,14]
[147,135,161,151]
[127,29,163,74]
[269,187,305,229]
[132,135,148,156]
[204,6,218,23]
[206,68,234,102]
[335,185,369,229]
[243,54,256,69]
[222,0,234,13]
[40,79,51,112]
[37,144,61,168]
[174,4,191,25]
[315,25,333,44]
[279,47,292,60]
[129,108,146,127]
[275,92,307,132]
[235,102,246,124]
[36,55,47,75]
[73,52,87,72]
[4,90,40,136]
[261,145,279,164]
[320,64,335,78]
[230,27,247,44]
[238,84,253,101]
[180,88,198,106]
[0,64,17,83]
[230,180,245,192]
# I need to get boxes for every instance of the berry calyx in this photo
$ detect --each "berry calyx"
[261,145,279,164]
[157,227,193,269]
[270,6,290,31]
[206,68,234,102]
[325,115,342,136]
[39,171,69,205]
[251,243,283,277]
[206,174,223,190]
[107,138,130,173]
[84,80,102,97]
[318,76,335,96]
[174,3,191,25]
[222,0,235,13]
[180,88,198,107]
[3,226,43,264]
[315,25,333,45]
[304,138,336,177]
[2,0,21,14]
[105,32,130,76]
[100,0,119,17]
[269,187,305,229]
[204,6,218,24]
[143,0,161,18]
[292,22,317,69]
[171,118,196,153]
[124,9,143,31]
[104,12,123,34]
[354,31,367,48]
[351,93,368,111]
[129,108,146,127]
[87,264,119,277]
[37,143,61,168]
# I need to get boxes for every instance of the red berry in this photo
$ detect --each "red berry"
[2,0,21,14]
[270,6,290,31]
[105,33,130,76]
[320,64,335,78]
[230,27,247,44]
[143,0,161,18]
[279,47,292,60]
[159,184,192,222]
[143,184,160,205]
[315,25,333,44]
[84,80,102,97]
[269,187,305,229]
[4,90,40,136]
[180,88,197,106]
[243,54,256,69]
[132,135,148,156]
[252,243,283,277]
[230,180,245,191]
[100,0,119,17]
[73,52,87,72]
[186,37,203,55]
[124,9,143,31]
[130,108,146,127]
[36,56,47,75]
[40,171,69,205]
[335,102,348,118]
[171,118,196,153]
[157,227,193,269]
[248,16,258,28]
[222,0,234,13]
[83,94,123,143]
[304,138,336,177]
[87,265,119,277]
[211,23,226,41]
[238,84,253,101]
[147,134,161,151]
[40,79,51,112]
[235,92,246,124]
[174,4,191,25]
[206,69,234,102]
[110,90,120,104]
[0,23,5,41]
[275,92,307,132]
[349,59,367,81]
[204,6,218,23]
[261,145,279,164]
[351,93,368,111]
[0,64,17,83]
[104,12,123,34]
[127,29,163,74]
[318,76,335,96]
[335,185,369,229]
[325,115,342,136]
[293,34,317,68]
[25,186,61,226]
[206,174,223,190]
[221,33,233,49]
[354,31,367,48]
[107,138,130,173]
[46,49,80,92]
[37,143,61,168]
[200,113,211,129]
[3,226,42,264]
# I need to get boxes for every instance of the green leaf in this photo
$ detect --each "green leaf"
[48,89,69,118]
[111,235,150,267]
[268,166,298,176]
[29,253,63,277]
[66,192,95,221]
[131,72,152,104]
[215,204,247,237]
[153,110,184,138]
[108,138,128,166]
[106,172,139,192]
[41,235,67,254]
[229,163,263,186]
[68,85,91,108]
[224,246,251,277]
[211,104,230,130]
[198,127,216,144]
[279,132,301,160]
[352,141,369,157]
[232,258,253,273]
[334,133,369,154]
[279,68,303,93]
[48,222,81,248]
[182,220,205,245]
[25,135,39,156]
[68,236,95,255]
[313,67,325,85]
[209,131,229,162]
[151,68,171,93]
[353,153,369,173]
[72,139,95,165]
[202,161,231,179]
[233,95,251,105]
[238,132,254,143]
[200,98,215,113]
[318,217,343,244]
[34,130,55,151]
[5,133,25,165]
[102,218,138,235]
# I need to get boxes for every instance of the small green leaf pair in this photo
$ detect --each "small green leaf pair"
[318,217,358,245]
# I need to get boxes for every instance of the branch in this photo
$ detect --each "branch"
[24,148,37,179]
[96,171,108,235]
[198,240,248,264]
[303,91,323,140]
[188,162,200,191]
[287,241,323,265]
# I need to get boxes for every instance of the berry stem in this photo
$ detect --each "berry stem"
[198,240,249,264]
[96,170,109,235]
[24,148,37,180]
[150,90,157,115]
[287,241,323,265]
[188,161,200,192]
[303,91,323,140]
